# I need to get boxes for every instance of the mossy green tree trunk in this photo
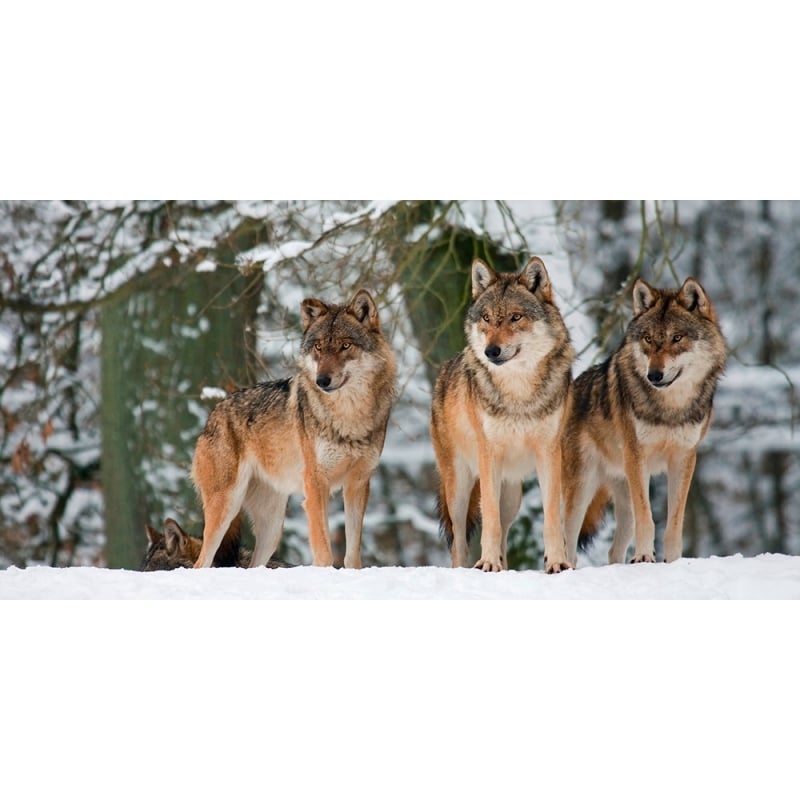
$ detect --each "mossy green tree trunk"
[101,264,261,568]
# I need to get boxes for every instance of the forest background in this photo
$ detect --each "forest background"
[1,199,798,570]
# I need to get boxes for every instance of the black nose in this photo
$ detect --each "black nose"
[485,345,502,361]
[647,370,663,384]
[316,374,332,389]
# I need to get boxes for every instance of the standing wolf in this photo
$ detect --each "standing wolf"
[431,257,575,572]
[191,289,396,569]
[563,277,726,565]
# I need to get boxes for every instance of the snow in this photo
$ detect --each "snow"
[3,553,798,599]
[238,239,314,272]
[200,385,228,400]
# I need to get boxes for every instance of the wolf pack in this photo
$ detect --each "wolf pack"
[143,258,727,575]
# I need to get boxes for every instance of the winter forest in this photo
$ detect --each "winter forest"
[5,7,799,798]
[1,200,798,572]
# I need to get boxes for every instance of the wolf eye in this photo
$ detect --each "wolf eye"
[482,313,490,323]
[643,334,652,344]
[510,313,522,322]
[314,342,322,351]
[341,342,351,350]
[672,334,683,343]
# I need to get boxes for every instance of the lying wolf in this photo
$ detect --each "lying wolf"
[142,515,292,570]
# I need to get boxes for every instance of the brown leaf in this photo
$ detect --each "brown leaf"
[11,438,31,475]
[42,419,54,444]
[1,407,16,434]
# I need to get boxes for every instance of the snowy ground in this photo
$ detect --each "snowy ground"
[5,555,797,800]
[2,553,800,599]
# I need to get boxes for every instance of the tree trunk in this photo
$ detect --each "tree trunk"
[101,264,261,569]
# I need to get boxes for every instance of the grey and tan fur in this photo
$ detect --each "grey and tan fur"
[431,257,575,572]
[563,277,726,565]
[191,289,397,569]
[142,515,292,570]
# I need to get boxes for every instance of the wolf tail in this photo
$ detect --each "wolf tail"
[577,487,611,551]
[438,481,481,549]
[212,512,245,567]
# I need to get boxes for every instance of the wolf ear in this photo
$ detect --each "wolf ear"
[163,518,189,555]
[300,298,330,331]
[348,289,380,330]
[632,279,658,315]
[145,525,163,547]
[471,258,497,299]
[677,277,716,321]
[519,256,553,302]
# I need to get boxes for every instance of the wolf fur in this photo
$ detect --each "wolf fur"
[191,289,396,569]
[142,515,292,570]
[431,257,575,572]
[563,277,726,564]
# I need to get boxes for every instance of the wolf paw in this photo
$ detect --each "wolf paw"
[474,556,504,572]
[631,553,655,564]
[544,560,572,574]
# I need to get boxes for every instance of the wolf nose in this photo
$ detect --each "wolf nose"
[647,370,664,384]
[316,374,332,389]
[485,345,502,361]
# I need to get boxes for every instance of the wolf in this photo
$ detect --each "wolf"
[431,257,575,572]
[562,276,726,565]
[141,515,292,570]
[191,289,397,569]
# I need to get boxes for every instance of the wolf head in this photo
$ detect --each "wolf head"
[299,289,386,393]
[627,277,726,392]
[142,518,202,570]
[466,257,569,368]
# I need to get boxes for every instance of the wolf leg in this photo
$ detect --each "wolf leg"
[608,478,634,564]
[302,475,333,567]
[194,494,244,568]
[244,482,289,567]
[562,465,598,567]
[499,480,522,569]
[298,433,334,567]
[663,450,697,562]
[534,440,571,573]
[451,466,478,568]
[342,463,374,569]
[623,449,656,563]
[192,441,248,568]
[474,445,505,572]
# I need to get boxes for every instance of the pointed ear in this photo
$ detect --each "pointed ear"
[145,525,163,547]
[471,258,497,299]
[518,256,553,302]
[163,518,189,555]
[300,298,329,331]
[348,289,380,330]
[677,277,717,321]
[632,279,658,315]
